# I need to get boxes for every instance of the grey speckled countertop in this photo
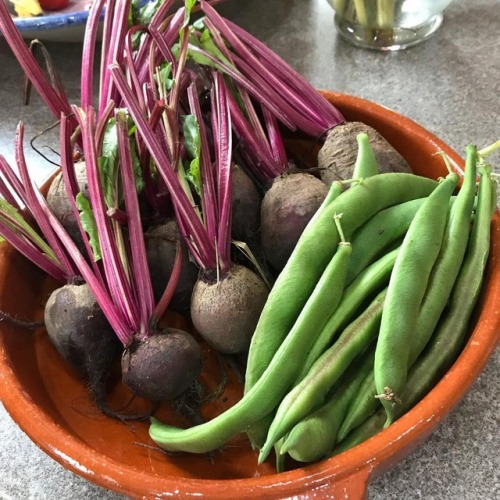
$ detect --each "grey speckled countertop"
[0,0,499,499]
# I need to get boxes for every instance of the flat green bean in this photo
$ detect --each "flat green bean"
[374,173,458,424]
[334,168,494,454]
[280,347,375,463]
[259,288,386,462]
[346,198,429,285]
[245,173,437,396]
[396,163,495,418]
[295,246,398,383]
[338,152,477,438]
[337,369,378,442]
[408,146,478,363]
[332,409,386,457]
[247,180,343,449]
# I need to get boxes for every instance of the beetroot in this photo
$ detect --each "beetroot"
[231,164,262,243]
[42,107,205,407]
[260,172,329,272]
[44,283,122,413]
[318,122,412,185]
[44,283,119,375]
[122,328,202,401]
[190,264,269,354]
[46,161,88,253]
[145,219,199,315]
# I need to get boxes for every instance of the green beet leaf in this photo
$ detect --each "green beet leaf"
[76,192,102,261]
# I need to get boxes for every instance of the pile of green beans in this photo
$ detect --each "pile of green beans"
[332,162,495,456]
[148,139,496,469]
[260,145,495,466]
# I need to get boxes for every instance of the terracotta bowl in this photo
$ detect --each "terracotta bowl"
[0,92,499,499]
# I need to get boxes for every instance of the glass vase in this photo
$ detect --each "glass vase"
[330,0,453,50]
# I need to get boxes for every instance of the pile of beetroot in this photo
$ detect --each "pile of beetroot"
[0,1,409,418]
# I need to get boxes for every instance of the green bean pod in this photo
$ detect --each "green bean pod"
[374,173,459,423]
[280,347,375,463]
[245,173,437,395]
[352,133,380,180]
[338,153,477,438]
[332,409,387,457]
[295,245,399,383]
[274,438,286,473]
[490,179,498,215]
[334,169,494,454]
[336,367,377,442]
[150,225,352,453]
[408,146,478,363]
[396,163,495,418]
[246,180,343,449]
[246,413,274,451]
[347,196,458,284]
[259,288,387,463]
[346,197,428,284]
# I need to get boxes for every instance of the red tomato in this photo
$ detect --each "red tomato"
[39,0,71,11]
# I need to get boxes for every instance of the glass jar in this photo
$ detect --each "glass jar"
[329,0,453,50]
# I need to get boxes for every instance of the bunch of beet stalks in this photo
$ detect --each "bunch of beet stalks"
[0,1,409,417]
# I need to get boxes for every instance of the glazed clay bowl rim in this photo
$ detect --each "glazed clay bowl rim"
[0,91,499,499]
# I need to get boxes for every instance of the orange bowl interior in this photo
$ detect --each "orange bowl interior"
[0,92,498,499]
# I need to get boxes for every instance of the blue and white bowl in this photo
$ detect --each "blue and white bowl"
[11,1,94,42]
[10,0,148,43]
